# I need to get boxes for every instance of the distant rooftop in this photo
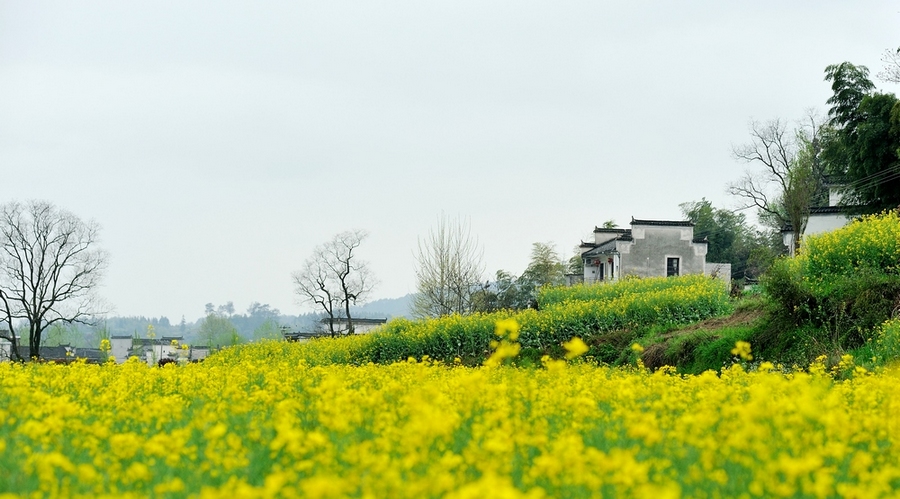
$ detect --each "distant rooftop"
[630,218,694,227]
[319,317,387,325]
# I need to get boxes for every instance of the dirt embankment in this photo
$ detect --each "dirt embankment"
[641,307,765,370]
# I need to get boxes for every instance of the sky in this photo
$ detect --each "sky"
[1,1,898,322]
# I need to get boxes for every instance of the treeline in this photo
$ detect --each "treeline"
[39,304,321,349]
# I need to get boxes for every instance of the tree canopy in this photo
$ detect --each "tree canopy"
[822,62,900,213]
[473,242,566,312]
[680,199,779,282]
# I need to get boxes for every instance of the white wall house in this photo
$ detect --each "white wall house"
[109,335,206,365]
[573,218,730,288]
[781,186,855,257]
[320,317,387,335]
[0,331,15,361]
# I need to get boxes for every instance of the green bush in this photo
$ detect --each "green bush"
[865,319,900,367]
[285,275,731,366]
[761,212,900,358]
[760,257,809,325]
[802,211,900,280]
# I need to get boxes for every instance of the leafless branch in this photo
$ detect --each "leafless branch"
[412,215,484,318]
[0,201,108,360]
[877,47,900,83]
[292,230,376,336]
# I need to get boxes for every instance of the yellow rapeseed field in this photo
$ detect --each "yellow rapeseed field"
[1,339,900,499]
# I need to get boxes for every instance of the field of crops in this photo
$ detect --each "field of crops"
[271,274,732,366]
[2,339,900,498]
[5,219,900,499]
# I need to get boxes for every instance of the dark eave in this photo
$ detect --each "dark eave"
[319,318,388,325]
[630,217,694,227]
[809,205,857,214]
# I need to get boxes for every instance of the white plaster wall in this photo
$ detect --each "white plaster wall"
[110,337,132,363]
[805,213,850,235]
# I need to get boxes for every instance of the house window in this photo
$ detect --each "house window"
[666,257,680,277]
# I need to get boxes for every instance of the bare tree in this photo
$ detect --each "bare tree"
[292,230,375,337]
[412,215,484,318]
[0,201,108,361]
[877,47,900,83]
[728,114,824,254]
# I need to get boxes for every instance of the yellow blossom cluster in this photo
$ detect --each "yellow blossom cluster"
[2,347,900,497]
[266,274,731,367]
[730,341,753,361]
[801,211,900,282]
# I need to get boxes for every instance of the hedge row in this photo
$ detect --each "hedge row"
[249,275,732,366]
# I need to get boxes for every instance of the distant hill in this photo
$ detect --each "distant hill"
[352,294,414,319]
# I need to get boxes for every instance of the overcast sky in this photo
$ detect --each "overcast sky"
[1,1,897,322]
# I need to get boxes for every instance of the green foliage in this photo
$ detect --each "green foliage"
[822,61,900,213]
[680,198,778,281]
[840,93,900,213]
[277,275,731,367]
[859,319,900,367]
[42,323,84,347]
[668,326,757,375]
[198,314,243,348]
[567,251,584,276]
[761,212,900,357]
[252,319,283,341]
[477,242,567,312]
[824,62,875,127]
[517,242,566,307]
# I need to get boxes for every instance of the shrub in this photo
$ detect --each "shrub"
[868,318,900,366]
[288,275,731,366]
[802,211,900,280]
[761,212,900,358]
[760,257,809,325]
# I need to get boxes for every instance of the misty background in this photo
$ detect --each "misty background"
[1,2,897,331]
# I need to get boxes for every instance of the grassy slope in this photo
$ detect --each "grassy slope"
[638,298,765,373]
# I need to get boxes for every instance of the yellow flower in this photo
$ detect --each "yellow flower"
[494,318,520,340]
[631,343,644,353]
[731,341,753,361]
[563,337,589,359]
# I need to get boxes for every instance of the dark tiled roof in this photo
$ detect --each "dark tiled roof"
[781,205,862,232]
[630,218,694,227]
[319,318,387,325]
[582,236,623,256]
[581,247,607,258]
[593,227,628,233]
[810,206,849,214]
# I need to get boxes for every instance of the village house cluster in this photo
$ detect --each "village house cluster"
[570,218,731,287]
